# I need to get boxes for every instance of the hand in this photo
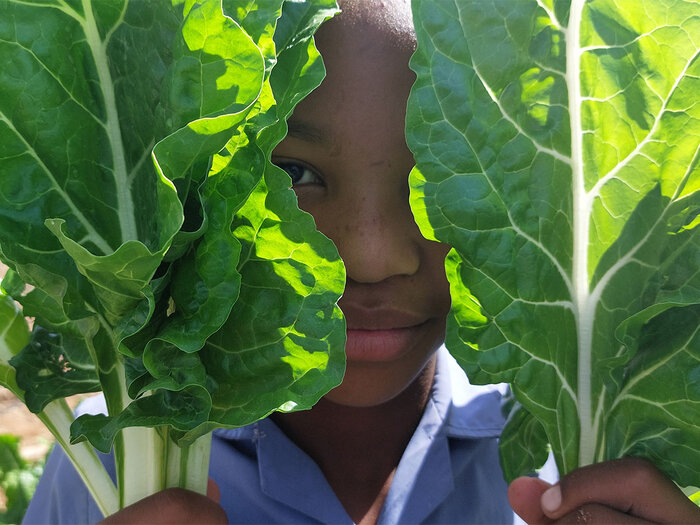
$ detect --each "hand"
[98,479,227,524]
[508,457,700,524]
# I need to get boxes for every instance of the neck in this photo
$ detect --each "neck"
[271,356,437,524]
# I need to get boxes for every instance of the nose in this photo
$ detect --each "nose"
[330,187,422,284]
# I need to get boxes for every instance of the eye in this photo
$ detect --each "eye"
[274,160,323,186]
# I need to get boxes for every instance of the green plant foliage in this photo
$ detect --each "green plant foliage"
[0,0,344,509]
[690,488,700,505]
[0,288,29,400]
[407,0,700,487]
[0,435,45,525]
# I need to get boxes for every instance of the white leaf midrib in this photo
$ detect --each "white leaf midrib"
[81,0,137,245]
[566,0,596,468]
[569,6,700,469]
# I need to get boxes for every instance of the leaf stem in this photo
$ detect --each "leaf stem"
[40,399,119,516]
[165,431,212,495]
[103,360,166,509]
[118,425,166,508]
[566,0,596,469]
[81,0,138,245]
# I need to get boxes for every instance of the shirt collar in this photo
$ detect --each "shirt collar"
[217,419,351,522]
[212,345,506,524]
[214,345,505,444]
[434,345,507,439]
[376,346,506,524]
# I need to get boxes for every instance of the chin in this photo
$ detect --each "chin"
[322,350,439,408]
[323,379,399,408]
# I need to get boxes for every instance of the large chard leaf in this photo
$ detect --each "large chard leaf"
[68,0,346,452]
[193,0,346,434]
[0,0,344,458]
[407,0,700,486]
[0,0,184,415]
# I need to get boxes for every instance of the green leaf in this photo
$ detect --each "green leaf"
[120,0,345,446]
[196,162,346,431]
[606,305,700,485]
[126,0,266,358]
[0,0,185,416]
[0,287,29,363]
[0,0,183,255]
[11,327,101,414]
[691,489,700,505]
[0,0,344,502]
[223,0,285,71]
[408,0,700,486]
[499,396,551,482]
[70,386,212,454]
[0,280,30,401]
[190,0,345,430]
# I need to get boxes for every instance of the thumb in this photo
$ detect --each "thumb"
[508,477,554,525]
[539,458,700,523]
[207,478,221,504]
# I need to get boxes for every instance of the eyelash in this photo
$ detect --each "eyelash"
[273,160,323,187]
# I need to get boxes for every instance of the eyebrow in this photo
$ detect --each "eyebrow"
[286,119,328,145]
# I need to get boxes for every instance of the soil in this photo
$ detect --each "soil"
[0,387,54,463]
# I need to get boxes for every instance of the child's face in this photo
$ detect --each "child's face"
[272,6,451,407]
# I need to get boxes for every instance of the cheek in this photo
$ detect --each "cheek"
[423,241,452,314]
[292,195,338,241]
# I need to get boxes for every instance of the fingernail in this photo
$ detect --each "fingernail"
[541,484,561,513]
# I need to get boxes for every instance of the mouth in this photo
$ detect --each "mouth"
[341,305,430,362]
[345,324,428,362]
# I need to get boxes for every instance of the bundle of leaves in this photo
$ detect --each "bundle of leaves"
[0,0,345,513]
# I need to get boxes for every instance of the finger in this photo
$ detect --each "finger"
[207,478,220,503]
[509,476,555,524]
[99,488,227,524]
[555,504,648,524]
[540,457,700,523]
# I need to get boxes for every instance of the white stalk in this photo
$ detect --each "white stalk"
[165,432,213,495]
[566,0,596,468]
[108,359,166,508]
[94,332,209,508]
[39,399,119,516]
[118,425,166,507]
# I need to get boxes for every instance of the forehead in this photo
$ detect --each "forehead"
[312,0,416,84]
[335,0,415,51]
[285,0,417,151]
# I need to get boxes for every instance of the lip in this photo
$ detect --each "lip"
[341,304,426,330]
[345,324,427,362]
[340,305,429,362]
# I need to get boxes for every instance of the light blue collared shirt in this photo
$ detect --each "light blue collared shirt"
[24,347,514,524]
